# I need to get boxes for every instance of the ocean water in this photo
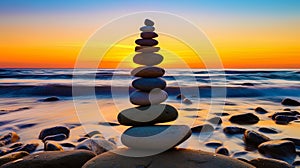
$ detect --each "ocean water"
[0,68,299,99]
[0,68,299,163]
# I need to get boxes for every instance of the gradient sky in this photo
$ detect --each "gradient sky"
[0,0,299,68]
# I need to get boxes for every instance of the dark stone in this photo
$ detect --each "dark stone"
[1,150,96,168]
[135,39,158,46]
[275,115,298,125]
[258,127,280,134]
[243,130,271,147]
[213,112,230,116]
[229,113,259,124]
[38,126,70,140]
[258,140,296,162]
[208,117,222,125]
[84,131,103,138]
[182,98,192,105]
[144,19,154,26]
[223,126,246,135]
[118,104,178,126]
[131,66,165,78]
[241,83,254,86]
[42,96,60,102]
[44,141,63,151]
[205,140,223,148]
[0,151,29,166]
[282,138,300,146]
[132,77,166,91]
[43,133,67,142]
[231,151,248,158]
[176,94,186,100]
[16,123,37,129]
[255,107,268,114]
[98,122,120,126]
[271,111,298,120]
[281,98,300,106]
[191,124,214,133]
[215,146,230,156]
[8,142,23,148]
[293,160,300,166]
[141,32,158,39]
[77,137,88,142]
[283,108,291,111]
[249,158,292,168]
[0,132,20,147]
[60,142,76,148]
[10,143,39,153]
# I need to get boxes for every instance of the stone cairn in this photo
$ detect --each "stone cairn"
[118,19,191,151]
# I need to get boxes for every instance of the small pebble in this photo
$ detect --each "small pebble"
[215,146,230,156]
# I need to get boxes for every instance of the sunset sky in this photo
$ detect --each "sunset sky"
[0,0,299,68]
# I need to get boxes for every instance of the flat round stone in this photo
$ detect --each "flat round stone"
[131,66,165,78]
[144,19,154,26]
[140,26,155,32]
[130,89,168,106]
[141,32,158,39]
[133,53,163,66]
[135,39,158,46]
[132,77,166,91]
[118,104,178,126]
[135,46,160,53]
[121,125,191,150]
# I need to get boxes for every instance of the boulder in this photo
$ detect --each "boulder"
[82,148,255,168]
[1,150,96,168]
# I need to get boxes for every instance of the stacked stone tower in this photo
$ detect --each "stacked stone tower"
[118,19,191,151]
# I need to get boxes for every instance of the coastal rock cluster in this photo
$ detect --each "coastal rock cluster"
[118,19,192,151]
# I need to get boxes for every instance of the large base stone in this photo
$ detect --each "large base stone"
[82,148,255,168]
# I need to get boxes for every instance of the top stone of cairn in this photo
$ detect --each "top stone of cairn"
[144,19,154,26]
